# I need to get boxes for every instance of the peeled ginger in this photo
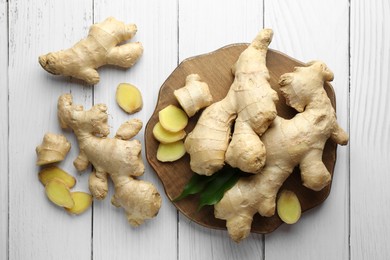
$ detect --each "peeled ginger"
[158,105,188,132]
[153,122,186,144]
[39,166,76,189]
[157,141,186,162]
[116,83,143,114]
[66,192,93,215]
[277,190,301,224]
[45,179,74,208]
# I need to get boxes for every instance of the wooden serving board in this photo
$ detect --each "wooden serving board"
[145,44,338,234]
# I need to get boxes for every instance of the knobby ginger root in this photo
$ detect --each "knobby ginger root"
[277,190,301,224]
[174,74,213,117]
[66,192,93,215]
[36,133,71,165]
[153,122,186,144]
[184,29,278,176]
[39,166,76,189]
[157,140,186,162]
[116,83,143,114]
[158,105,188,132]
[45,179,74,208]
[215,61,349,242]
[39,17,143,85]
[58,94,161,226]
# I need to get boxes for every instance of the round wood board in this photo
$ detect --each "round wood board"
[145,43,338,234]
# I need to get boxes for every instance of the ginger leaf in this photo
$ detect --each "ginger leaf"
[173,173,217,202]
[197,167,240,210]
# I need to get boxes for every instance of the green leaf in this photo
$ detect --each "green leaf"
[197,167,240,210]
[173,173,217,202]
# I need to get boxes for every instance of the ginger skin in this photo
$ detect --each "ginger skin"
[57,94,161,226]
[184,29,278,175]
[214,61,349,242]
[36,133,71,166]
[39,17,143,85]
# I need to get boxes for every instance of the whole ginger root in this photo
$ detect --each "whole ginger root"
[57,94,161,226]
[214,61,349,242]
[39,17,143,85]
[184,29,278,175]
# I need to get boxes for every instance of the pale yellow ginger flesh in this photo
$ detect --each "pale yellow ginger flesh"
[36,133,71,166]
[215,61,349,242]
[58,93,161,226]
[116,83,143,114]
[159,105,188,132]
[45,179,74,209]
[39,17,143,85]
[39,166,76,189]
[185,29,278,176]
[66,192,93,215]
[174,74,213,117]
[157,141,186,162]
[277,190,301,224]
[153,122,186,144]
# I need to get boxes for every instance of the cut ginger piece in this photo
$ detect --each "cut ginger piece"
[158,105,188,132]
[45,179,75,208]
[66,192,93,215]
[153,122,186,144]
[39,166,76,189]
[116,83,143,114]
[157,140,186,162]
[277,190,301,224]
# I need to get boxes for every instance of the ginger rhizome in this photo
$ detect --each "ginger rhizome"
[39,17,143,85]
[184,29,278,175]
[174,74,213,117]
[57,94,161,226]
[214,61,349,242]
[36,133,71,165]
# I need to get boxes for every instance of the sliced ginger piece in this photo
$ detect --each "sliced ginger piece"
[116,83,143,114]
[158,105,188,132]
[157,140,186,162]
[39,166,76,189]
[277,190,301,224]
[153,122,186,144]
[45,179,75,208]
[66,192,93,215]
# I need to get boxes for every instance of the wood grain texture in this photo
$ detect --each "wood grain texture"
[8,1,93,259]
[145,45,338,233]
[92,1,178,259]
[178,0,265,258]
[264,1,350,259]
[350,0,390,258]
[0,0,8,259]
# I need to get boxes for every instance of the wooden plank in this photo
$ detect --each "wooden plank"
[264,0,350,259]
[8,0,93,259]
[178,1,265,258]
[0,0,8,259]
[350,0,390,258]
[91,1,178,259]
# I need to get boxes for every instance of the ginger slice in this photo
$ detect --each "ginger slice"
[157,140,186,162]
[66,192,93,215]
[45,179,75,209]
[39,166,76,189]
[277,190,301,224]
[153,122,186,144]
[158,105,188,132]
[116,83,143,114]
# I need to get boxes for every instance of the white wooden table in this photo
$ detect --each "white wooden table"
[1,0,389,259]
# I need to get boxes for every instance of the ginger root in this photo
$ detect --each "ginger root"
[215,61,349,242]
[174,74,213,117]
[57,94,161,226]
[184,29,278,175]
[39,17,143,85]
[36,133,71,165]
[157,140,186,162]
[158,105,188,132]
[66,192,93,215]
[277,190,301,224]
[45,179,74,209]
[116,83,143,114]
[153,122,186,144]
[39,166,76,189]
